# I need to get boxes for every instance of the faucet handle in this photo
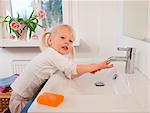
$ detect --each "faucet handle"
[117,47,136,53]
[117,47,130,51]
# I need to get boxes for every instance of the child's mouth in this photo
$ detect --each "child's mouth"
[62,46,68,51]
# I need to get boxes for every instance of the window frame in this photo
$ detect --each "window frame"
[0,0,80,47]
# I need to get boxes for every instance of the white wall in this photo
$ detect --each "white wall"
[123,1,148,41]
[75,1,100,58]
[0,1,5,38]
[96,1,150,79]
[119,36,150,79]
[118,2,150,79]
[76,1,123,59]
[0,1,149,79]
[96,1,123,59]
[0,1,101,77]
[0,48,41,77]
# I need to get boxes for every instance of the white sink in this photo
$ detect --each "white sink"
[28,59,148,113]
[43,63,132,95]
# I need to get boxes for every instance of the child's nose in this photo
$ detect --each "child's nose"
[64,42,69,46]
[64,40,69,45]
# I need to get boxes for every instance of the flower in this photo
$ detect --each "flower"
[10,21,21,30]
[9,35,16,40]
[43,26,49,32]
[0,10,46,40]
[32,33,39,40]
[37,10,46,20]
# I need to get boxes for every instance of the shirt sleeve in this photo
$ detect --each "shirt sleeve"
[48,48,77,79]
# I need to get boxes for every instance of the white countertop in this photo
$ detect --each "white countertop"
[28,68,150,113]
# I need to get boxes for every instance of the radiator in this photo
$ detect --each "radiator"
[11,60,31,75]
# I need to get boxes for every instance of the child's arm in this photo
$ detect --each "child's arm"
[71,60,113,79]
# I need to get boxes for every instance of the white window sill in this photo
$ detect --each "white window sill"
[0,38,80,48]
[0,39,40,48]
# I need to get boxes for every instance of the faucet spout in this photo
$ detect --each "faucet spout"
[108,56,127,62]
[108,47,136,74]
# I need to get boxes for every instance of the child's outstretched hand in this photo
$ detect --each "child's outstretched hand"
[90,69,101,74]
[99,60,113,69]
[90,60,113,74]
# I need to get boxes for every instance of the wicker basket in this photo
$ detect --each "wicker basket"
[0,92,11,113]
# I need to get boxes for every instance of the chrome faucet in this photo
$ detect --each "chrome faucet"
[108,47,136,74]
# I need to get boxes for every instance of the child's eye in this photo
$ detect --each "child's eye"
[60,37,65,39]
[69,40,73,43]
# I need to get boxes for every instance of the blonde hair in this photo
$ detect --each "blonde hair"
[40,24,76,58]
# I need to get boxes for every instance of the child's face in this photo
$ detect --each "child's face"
[50,27,74,55]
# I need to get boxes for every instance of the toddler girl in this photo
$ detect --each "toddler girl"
[9,24,113,113]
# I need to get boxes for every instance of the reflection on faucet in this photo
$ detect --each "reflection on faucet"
[108,47,136,74]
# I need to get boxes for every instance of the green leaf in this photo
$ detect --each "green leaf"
[8,18,13,34]
[29,28,32,38]
[4,16,12,22]
[3,20,9,22]
[29,22,38,32]
[31,22,37,29]
[29,10,35,19]
[17,18,25,24]
[17,12,20,18]
[37,24,43,28]
[5,23,9,32]
[13,30,21,38]
[2,22,4,27]
[0,16,3,18]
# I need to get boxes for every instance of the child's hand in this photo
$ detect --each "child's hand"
[90,60,113,74]
[90,69,101,74]
[99,60,113,69]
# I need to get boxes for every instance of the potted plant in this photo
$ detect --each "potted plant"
[0,9,46,40]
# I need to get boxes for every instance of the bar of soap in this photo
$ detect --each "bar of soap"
[37,92,64,107]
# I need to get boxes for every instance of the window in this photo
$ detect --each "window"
[11,0,33,19]
[0,0,80,47]
[10,0,63,28]
[40,0,63,28]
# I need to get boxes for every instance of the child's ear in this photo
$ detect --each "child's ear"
[47,34,52,46]
[41,32,51,49]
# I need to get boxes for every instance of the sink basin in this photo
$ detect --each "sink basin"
[28,59,146,113]
[68,67,131,95]
[69,68,119,95]
[43,64,132,95]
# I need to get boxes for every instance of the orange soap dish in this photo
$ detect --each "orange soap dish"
[37,92,64,107]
